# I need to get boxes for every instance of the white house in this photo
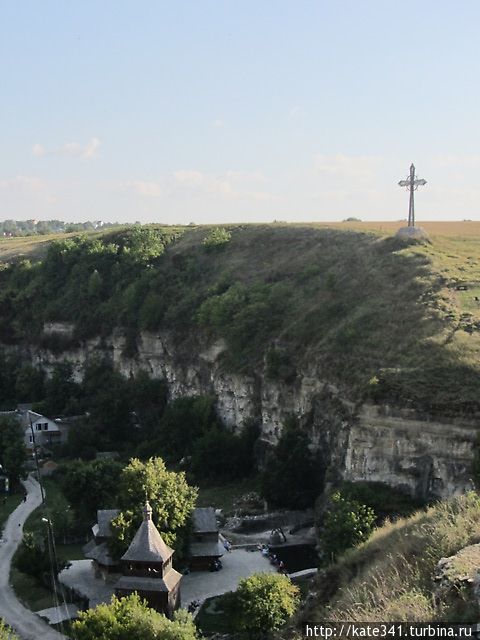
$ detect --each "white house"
[25,411,63,450]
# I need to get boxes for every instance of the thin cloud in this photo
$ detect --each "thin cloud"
[111,170,274,202]
[313,153,382,180]
[0,175,56,204]
[32,137,101,159]
[0,175,46,191]
[171,170,273,201]
[121,181,162,197]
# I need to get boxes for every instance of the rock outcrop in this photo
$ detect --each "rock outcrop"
[9,325,478,501]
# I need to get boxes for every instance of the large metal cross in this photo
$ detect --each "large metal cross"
[398,163,427,227]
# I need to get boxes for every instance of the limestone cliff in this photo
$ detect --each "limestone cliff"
[14,324,477,502]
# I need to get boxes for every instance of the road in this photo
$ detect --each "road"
[0,475,68,640]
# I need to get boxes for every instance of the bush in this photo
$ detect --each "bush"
[72,593,199,640]
[232,573,299,634]
[322,490,376,560]
[338,481,425,523]
[14,532,51,579]
[202,227,232,249]
[0,619,19,640]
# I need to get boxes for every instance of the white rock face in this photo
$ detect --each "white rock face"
[16,324,478,500]
[344,405,477,499]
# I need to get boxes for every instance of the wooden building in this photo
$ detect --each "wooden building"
[189,507,224,571]
[115,501,182,617]
[83,509,120,577]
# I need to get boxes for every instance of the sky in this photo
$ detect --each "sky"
[1,0,480,224]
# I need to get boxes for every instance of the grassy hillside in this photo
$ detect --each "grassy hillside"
[1,222,480,414]
[304,492,480,623]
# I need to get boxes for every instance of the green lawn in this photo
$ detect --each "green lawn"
[10,567,57,611]
[0,493,22,533]
[23,477,73,538]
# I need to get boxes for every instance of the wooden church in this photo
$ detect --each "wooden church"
[115,501,182,616]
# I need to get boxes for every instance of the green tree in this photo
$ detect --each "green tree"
[190,421,259,483]
[57,458,123,523]
[14,365,45,402]
[322,490,376,559]
[0,416,26,486]
[233,573,299,636]
[157,396,217,462]
[72,594,199,640]
[81,358,132,442]
[110,457,197,558]
[37,362,81,416]
[261,417,323,510]
[0,619,19,640]
[14,532,51,579]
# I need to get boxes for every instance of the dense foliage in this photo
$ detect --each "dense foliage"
[0,224,480,412]
[0,620,19,640]
[14,532,51,580]
[137,395,259,483]
[109,457,197,559]
[56,458,123,523]
[0,416,26,487]
[321,490,376,560]
[72,594,200,640]
[232,573,299,634]
[338,481,425,523]
[261,417,324,510]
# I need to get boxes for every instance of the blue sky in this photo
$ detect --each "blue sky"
[1,1,479,223]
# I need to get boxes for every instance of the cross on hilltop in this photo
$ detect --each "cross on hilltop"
[398,163,427,227]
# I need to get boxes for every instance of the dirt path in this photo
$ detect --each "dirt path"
[0,475,68,640]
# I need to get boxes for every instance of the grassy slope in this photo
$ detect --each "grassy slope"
[2,221,480,414]
[305,492,480,624]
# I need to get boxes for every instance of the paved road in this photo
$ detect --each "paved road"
[0,475,68,640]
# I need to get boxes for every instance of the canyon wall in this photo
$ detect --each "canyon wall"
[19,327,479,500]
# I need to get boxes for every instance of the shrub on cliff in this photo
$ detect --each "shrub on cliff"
[321,490,376,560]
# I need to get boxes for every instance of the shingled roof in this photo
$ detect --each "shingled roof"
[121,501,173,564]
[92,509,120,539]
[192,507,218,534]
